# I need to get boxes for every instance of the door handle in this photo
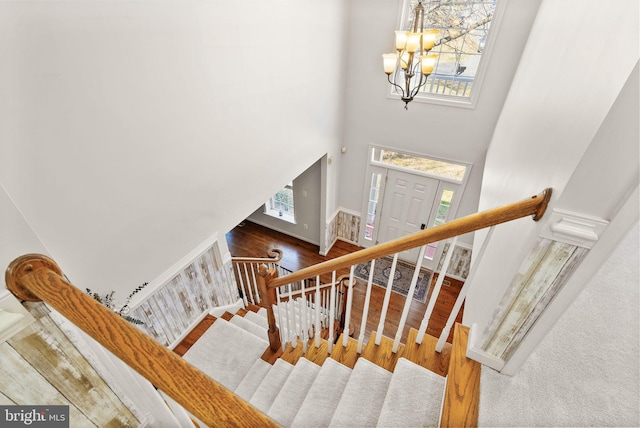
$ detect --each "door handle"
[420,223,426,230]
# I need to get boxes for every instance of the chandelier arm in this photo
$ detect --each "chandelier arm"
[387,74,407,97]
[409,72,429,99]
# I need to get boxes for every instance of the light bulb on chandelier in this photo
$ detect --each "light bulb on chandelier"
[383,1,439,109]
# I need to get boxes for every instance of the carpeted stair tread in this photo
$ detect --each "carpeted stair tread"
[182,319,268,391]
[244,310,269,328]
[249,359,294,413]
[234,358,273,401]
[229,314,268,341]
[267,358,321,426]
[328,357,392,427]
[376,357,445,428]
[291,357,352,428]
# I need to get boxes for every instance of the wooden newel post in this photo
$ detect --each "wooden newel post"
[256,264,281,352]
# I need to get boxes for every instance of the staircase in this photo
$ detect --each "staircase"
[177,304,477,427]
[5,190,549,426]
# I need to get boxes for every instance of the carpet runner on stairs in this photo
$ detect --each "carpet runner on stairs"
[290,357,352,427]
[328,357,392,427]
[183,308,446,427]
[181,318,268,391]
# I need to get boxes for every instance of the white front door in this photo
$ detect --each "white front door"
[376,169,440,263]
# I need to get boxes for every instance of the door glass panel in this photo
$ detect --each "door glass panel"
[364,172,383,241]
[424,189,455,260]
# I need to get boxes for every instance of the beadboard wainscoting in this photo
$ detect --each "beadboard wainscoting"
[128,242,240,348]
[438,242,473,280]
[324,209,361,254]
[0,302,140,427]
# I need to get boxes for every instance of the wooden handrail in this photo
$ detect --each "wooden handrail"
[5,254,278,428]
[267,188,552,289]
[231,248,283,264]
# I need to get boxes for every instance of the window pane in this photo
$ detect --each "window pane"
[378,150,466,181]
[364,172,383,241]
[266,183,295,222]
[424,189,455,260]
[424,243,437,260]
[403,0,497,98]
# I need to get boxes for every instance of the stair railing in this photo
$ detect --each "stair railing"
[256,265,352,352]
[231,248,283,306]
[5,254,277,427]
[257,188,552,353]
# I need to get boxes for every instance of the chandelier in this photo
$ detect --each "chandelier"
[383,1,438,109]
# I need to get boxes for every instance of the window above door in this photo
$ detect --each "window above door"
[392,0,504,108]
[371,147,469,183]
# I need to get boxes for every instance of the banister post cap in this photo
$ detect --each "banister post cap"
[5,254,62,302]
[533,187,553,221]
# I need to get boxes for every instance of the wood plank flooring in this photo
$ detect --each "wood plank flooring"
[226,220,464,344]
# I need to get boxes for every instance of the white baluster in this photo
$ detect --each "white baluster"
[275,288,286,350]
[287,284,297,348]
[357,259,376,354]
[328,271,337,354]
[393,245,427,353]
[300,280,308,352]
[341,266,356,347]
[436,227,494,352]
[249,264,260,304]
[315,275,321,348]
[242,264,254,304]
[323,288,329,328]
[416,236,458,344]
[235,264,248,307]
[375,253,399,345]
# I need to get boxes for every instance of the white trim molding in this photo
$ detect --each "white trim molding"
[466,323,506,372]
[540,208,609,249]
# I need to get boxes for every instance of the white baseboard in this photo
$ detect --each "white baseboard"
[248,219,320,247]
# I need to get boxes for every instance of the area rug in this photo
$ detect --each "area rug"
[353,256,433,303]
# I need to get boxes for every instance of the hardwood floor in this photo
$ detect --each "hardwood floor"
[226,221,463,344]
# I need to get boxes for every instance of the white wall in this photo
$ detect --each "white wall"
[336,0,543,245]
[465,0,639,332]
[479,222,639,427]
[248,158,323,246]
[0,1,346,295]
[0,185,49,279]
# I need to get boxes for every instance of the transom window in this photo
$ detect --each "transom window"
[372,147,468,182]
[400,0,498,103]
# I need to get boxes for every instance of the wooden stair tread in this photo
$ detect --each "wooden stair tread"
[245,303,263,313]
[279,337,332,366]
[440,324,480,428]
[236,307,249,317]
[280,339,307,365]
[220,311,235,321]
[329,334,360,369]
[361,332,405,372]
[172,314,217,357]
[402,328,451,377]
[303,338,330,366]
